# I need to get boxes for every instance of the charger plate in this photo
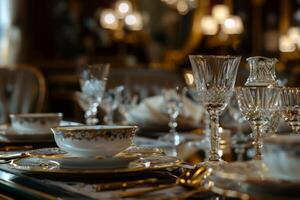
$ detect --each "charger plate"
[10,155,181,175]
[209,161,300,200]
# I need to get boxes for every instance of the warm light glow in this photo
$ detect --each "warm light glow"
[115,0,132,18]
[125,14,137,26]
[164,0,178,6]
[212,4,230,24]
[125,12,143,31]
[200,15,218,35]
[177,0,189,15]
[184,72,194,86]
[279,35,296,52]
[288,27,300,44]
[222,16,244,34]
[100,9,118,30]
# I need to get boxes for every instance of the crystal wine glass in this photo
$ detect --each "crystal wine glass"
[159,88,184,147]
[280,87,300,134]
[189,55,241,164]
[227,92,249,161]
[79,64,110,125]
[236,87,280,160]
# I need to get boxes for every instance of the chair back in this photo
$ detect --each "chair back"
[0,65,46,123]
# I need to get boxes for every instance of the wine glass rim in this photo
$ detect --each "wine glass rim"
[235,86,281,89]
[246,56,278,62]
[281,87,300,90]
[189,55,241,59]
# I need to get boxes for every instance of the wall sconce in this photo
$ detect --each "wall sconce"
[200,4,244,36]
[100,0,143,33]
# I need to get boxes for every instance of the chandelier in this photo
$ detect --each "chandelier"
[100,0,143,31]
[200,4,244,35]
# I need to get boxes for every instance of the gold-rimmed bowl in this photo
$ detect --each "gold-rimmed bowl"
[51,125,138,158]
[10,113,63,134]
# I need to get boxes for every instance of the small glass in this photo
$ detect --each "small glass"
[159,88,184,147]
[236,87,280,160]
[280,87,300,134]
[245,56,278,86]
[79,64,110,125]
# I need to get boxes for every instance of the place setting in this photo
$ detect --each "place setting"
[8,125,182,178]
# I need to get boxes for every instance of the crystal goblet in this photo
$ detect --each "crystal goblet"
[236,86,280,160]
[79,64,110,125]
[189,55,241,164]
[280,87,300,134]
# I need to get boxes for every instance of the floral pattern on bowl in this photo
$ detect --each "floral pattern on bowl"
[51,125,138,158]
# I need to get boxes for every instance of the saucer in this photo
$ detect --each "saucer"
[10,155,181,175]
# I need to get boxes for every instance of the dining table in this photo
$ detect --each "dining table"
[0,123,297,200]
[0,125,240,200]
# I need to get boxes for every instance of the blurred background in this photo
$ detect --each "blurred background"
[1,0,300,122]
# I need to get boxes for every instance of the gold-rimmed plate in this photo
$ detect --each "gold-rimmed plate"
[10,155,181,175]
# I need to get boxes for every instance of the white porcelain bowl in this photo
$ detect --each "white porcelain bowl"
[263,134,300,181]
[51,125,138,157]
[10,113,63,134]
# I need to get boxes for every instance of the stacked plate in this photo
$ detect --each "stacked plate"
[9,147,181,178]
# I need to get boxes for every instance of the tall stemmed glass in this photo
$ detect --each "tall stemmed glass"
[79,64,110,125]
[189,55,241,164]
[236,87,280,160]
[159,88,184,147]
[280,87,300,134]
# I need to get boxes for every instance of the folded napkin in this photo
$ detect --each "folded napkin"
[125,95,205,130]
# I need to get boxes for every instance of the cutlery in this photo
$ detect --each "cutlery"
[119,165,211,198]
[0,152,30,164]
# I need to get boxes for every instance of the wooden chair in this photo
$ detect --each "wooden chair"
[0,65,46,123]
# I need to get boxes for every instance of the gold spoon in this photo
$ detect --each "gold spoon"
[119,165,212,198]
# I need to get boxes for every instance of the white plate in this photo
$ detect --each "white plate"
[10,155,181,175]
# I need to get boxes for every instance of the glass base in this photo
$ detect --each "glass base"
[158,132,185,146]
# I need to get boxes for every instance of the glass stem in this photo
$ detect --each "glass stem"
[208,113,221,161]
[169,114,179,145]
[253,124,263,160]
[85,105,98,125]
